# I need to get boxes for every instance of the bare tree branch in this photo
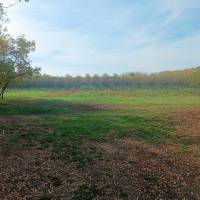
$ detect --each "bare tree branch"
[2,1,18,9]
[2,0,29,9]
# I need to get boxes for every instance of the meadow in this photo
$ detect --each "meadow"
[1,88,200,199]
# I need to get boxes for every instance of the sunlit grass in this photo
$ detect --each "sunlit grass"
[1,88,200,163]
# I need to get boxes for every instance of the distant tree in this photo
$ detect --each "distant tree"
[13,68,196,90]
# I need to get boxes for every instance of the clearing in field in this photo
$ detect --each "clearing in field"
[1,88,200,199]
[1,0,200,199]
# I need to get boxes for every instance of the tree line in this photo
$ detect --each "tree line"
[1,1,200,94]
[12,67,200,89]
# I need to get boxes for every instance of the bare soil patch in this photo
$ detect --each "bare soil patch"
[1,138,200,199]
[173,108,200,145]
[94,139,200,199]
[42,90,78,97]
[101,90,137,97]
[0,146,83,200]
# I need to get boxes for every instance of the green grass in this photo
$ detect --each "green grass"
[6,88,200,107]
[1,88,199,164]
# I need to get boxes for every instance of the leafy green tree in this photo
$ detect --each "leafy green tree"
[0,3,40,99]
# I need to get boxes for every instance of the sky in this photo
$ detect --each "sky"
[1,0,200,76]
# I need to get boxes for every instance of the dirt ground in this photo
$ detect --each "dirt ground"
[1,108,200,199]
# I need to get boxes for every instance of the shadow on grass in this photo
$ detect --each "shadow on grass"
[0,99,108,116]
[0,98,175,166]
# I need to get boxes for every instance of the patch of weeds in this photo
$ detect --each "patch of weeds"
[68,177,75,184]
[53,139,102,167]
[178,143,193,154]
[134,127,173,145]
[0,103,56,115]
[50,176,62,187]
[35,160,42,166]
[72,184,101,200]
[143,174,158,183]
[147,152,158,159]
[37,194,51,200]
[128,160,136,164]
[7,121,55,147]
[120,191,129,199]
[8,130,40,146]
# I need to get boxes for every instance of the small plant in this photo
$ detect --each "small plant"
[38,194,51,200]
[50,176,62,187]
[72,184,101,200]
[120,191,129,198]
[53,139,103,167]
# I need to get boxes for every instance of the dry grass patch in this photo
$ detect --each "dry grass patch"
[172,108,200,146]
[42,90,78,97]
[94,139,200,199]
[1,138,200,199]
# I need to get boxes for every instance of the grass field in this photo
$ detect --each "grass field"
[1,88,200,199]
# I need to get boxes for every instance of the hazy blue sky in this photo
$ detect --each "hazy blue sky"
[2,0,200,75]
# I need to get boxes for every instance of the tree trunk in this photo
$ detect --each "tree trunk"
[0,80,10,100]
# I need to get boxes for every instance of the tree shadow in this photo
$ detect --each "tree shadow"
[0,99,110,116]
